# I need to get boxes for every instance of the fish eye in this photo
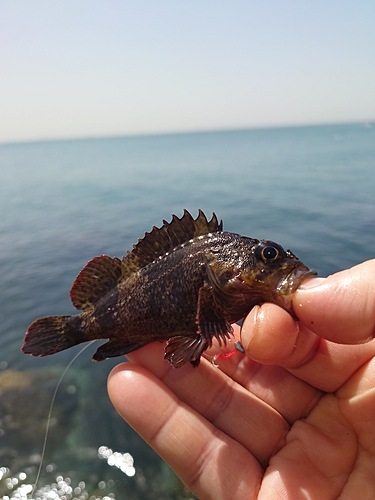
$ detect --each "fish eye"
[261,246,279,261]
[256,243,282,263]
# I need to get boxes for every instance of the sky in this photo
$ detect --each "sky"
[1,1,374,143]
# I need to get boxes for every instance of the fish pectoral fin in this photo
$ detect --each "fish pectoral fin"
[92,339,144,362]
[164,335,209,368]
[196,285,233,345]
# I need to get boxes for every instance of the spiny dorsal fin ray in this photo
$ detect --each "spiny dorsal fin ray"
[123,209,222,276]
[70,255,123,310]
[70,211,222,310]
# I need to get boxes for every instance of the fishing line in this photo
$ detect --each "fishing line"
[30,341,97,498]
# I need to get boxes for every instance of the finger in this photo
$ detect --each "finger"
[336,356,375,447]
[240,304,318,366]
[108,362,263,500]
[259,392,358,499]
[260,357,375,499]
[240,303,375,392]
[124,343,289,466]
[335,356,375,497]
[213,355,323,425]
[294,260,375,344]
[205,324,322,424]
[203,323,323,424]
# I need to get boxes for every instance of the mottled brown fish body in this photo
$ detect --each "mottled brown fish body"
[22,210,316,367]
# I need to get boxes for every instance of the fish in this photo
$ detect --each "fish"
[22,210,316,368]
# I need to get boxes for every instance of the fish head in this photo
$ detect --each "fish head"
[206,237,317,321]
[239,239,317,316]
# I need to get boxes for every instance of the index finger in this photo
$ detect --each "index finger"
[240,303,375,392]
[108,361,264,500]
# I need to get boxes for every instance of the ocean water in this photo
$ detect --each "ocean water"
[0,123,374,498]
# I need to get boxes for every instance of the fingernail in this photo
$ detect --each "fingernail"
[298,277,326,289]
[240,305,260,348]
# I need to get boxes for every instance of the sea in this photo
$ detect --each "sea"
[0,123,374,499]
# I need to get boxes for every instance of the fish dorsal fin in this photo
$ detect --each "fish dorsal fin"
[70,255,123,310]
[70,211,222,310]
[124,209,222,273]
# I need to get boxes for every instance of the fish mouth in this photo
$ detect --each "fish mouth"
[275,264,317,318]
[277,264,318,296]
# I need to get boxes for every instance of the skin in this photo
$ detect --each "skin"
[107,260,375,500]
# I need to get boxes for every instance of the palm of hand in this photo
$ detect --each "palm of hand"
[107,322,375,500]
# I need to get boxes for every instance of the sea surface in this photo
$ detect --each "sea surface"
[0,123,374,498]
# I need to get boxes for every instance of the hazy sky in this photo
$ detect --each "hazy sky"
[1,1,374,143]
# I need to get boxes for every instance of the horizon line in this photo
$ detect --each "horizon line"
[1,119,374,147]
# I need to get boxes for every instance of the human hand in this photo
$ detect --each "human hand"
[108,260,375,499]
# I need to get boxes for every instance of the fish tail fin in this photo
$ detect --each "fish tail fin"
[22,315,84,357]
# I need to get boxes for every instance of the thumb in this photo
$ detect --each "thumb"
[293,260,375,344]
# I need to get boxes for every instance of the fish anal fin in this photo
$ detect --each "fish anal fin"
[124,210,223,273]
[164,335,209,368]
[92,340,144,361]
[70,255,122,311]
